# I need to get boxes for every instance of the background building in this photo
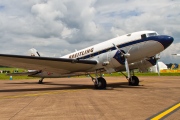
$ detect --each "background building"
[150,62,168,73]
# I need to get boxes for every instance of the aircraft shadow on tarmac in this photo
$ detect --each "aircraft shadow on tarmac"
[1,81,146,92]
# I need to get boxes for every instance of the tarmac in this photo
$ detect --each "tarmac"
[0,76,179,120]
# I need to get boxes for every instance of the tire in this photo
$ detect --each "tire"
[94,77,107,89]
[129,76,139,86]
[38,81,43,84]
[38,78,44,84]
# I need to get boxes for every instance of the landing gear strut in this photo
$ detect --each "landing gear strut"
[88,70,107,89]
[93,77,107,89]
[113,43,140,86]
[38,78,44,84]
[121,71,139,86]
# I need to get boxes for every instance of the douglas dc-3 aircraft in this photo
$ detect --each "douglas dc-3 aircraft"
[0,30,173,89]
[172,54,180,56]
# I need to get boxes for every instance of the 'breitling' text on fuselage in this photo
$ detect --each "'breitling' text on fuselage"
[69,48,94,59]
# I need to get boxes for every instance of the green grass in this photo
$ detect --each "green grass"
[0,74,34,80]
[0,67,25,73]
[0,67,180,80]
[103,72,180,77]
[136,72,180,76]
[0,67,34,80]
[75,72,180,78]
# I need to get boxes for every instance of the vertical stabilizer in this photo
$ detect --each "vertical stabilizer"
[28,48,41,57]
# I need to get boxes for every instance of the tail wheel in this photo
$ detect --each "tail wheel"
[94,77,107,89]
[38,78,44,84]
[129,76,139,86]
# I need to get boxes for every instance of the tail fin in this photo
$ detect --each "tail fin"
[28,48,41,57]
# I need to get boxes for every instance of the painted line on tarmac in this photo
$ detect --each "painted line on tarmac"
[0,89,87,100]
[147,102,180,120]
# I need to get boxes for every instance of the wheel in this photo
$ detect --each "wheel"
[129,76,139,86]
[38,80,43,84]
[38,78,44,84]
[94,77,107,89]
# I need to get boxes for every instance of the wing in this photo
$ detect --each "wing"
[0,54,97,74]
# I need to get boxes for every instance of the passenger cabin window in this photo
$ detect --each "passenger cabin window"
[147,33,157,37]
[127,34,131,36]
[141,34,146,39]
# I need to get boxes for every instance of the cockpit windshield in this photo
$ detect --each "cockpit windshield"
[147,33,157,37]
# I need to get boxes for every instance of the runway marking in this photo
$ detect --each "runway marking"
[0,89,87,100]
[148,102,180,120]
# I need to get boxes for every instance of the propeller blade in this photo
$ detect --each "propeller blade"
[156,61,160,76]
[112,43,131,79]
[112,43,125,55]
[156,53,160,60]
[155,53,160,76]
[112,43,119,50]
[127,46,133,54]
[125,58,130,78]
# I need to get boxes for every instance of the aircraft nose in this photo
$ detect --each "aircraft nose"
[157,35,174,49]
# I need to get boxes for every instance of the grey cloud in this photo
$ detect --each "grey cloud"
[0,0,179,63]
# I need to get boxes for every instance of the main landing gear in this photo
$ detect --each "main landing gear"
[38,78,44,84]
[93,77,107,89]
[121,71,139,86]
[128,76,139,86]
[89,70,139,89]
[113,43,139,86]
[89,71,107,89]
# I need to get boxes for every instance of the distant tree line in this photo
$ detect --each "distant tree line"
[166,63,179,69]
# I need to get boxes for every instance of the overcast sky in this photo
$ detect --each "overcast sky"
[0,0,179,63]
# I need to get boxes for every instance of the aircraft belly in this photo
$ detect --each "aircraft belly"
[115,59,153,72]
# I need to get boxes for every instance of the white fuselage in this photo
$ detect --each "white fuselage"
[31,30,173,78]
[61,30,169,73]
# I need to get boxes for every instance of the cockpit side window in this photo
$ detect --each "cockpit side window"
[147,33,157,37]
[141,34,146,39]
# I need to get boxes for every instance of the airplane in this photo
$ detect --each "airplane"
[0,30,173,89]
[172,54,180,56]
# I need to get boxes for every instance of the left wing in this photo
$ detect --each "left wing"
[0,54,97,74]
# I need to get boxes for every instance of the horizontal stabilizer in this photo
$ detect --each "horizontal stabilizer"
[7,71,39,76]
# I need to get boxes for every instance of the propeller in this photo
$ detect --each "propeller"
[113,43,132,79]
[156,61,160,76]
